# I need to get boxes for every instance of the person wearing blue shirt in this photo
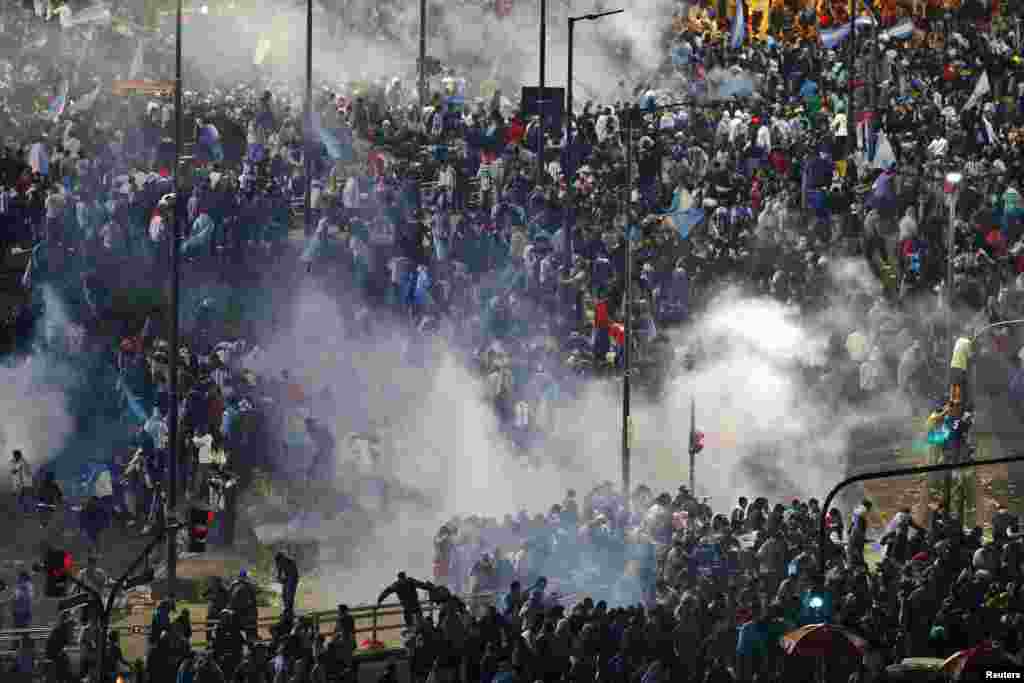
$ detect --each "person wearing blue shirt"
[736,602,770,682]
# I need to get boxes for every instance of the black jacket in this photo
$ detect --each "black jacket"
[378,576,430,607]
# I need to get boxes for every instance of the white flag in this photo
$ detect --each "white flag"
[129,39,145,79]
[872,131,896,170]
[963,71,990,111]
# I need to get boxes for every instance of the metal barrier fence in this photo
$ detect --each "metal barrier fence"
[0,591,510,661]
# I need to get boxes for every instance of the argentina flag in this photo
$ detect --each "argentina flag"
[731,0,745,49]
[820,15,875,50]
[657,189,705,240]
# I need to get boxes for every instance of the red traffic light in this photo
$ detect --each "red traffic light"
[46,550,72,577]
[188,508,212,553]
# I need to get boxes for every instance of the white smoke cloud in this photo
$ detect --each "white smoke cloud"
[164,0,678,107]
[0,287,77,485]
[254,262,923,607]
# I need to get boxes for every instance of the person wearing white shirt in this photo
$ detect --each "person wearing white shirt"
[756,123,772,152]
[144,408,169,452]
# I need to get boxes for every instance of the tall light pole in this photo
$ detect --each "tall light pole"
[419,0,427,107]
[536,0,547,188]
[566,9,623,258]
[846,0,856,145]
[621,99,690,503]
[303,0,313,238]
[621,105,633,503]
[167,0,184,602]
[943,171,962,519]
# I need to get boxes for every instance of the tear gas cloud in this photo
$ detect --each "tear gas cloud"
[255,259,920,605]
[0,286,77,487]
[166,0,679,107]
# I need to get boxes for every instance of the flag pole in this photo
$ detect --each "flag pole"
[689,397,695,495]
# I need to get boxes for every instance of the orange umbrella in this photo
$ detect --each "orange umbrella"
[782,624,867,659]
[942,643,1023,680]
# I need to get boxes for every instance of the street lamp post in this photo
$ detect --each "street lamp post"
[943,171,962,518]
[419,0,427,107]
[620,98,689,502]
[536,0,547,188]
[847,0,856,145]
[167,0,184,604]
[304,0,313,238]
[566,9,623,259]
[622,106,633,503]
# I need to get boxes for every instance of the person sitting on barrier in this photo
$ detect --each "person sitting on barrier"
[377,572,431,628]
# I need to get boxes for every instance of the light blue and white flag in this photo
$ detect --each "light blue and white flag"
[879,18,913,42]
[820,15,876,50]
[731,0,745,49]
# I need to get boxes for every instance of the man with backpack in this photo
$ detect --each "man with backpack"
[229,570,259,642]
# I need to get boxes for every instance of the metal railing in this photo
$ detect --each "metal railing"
[0,590,512,659]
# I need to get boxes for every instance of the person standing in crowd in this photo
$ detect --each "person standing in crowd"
[36,470,63,532]
[229,569,259,642]
[204,577,230,643]
[75,555,107,625]
[847,499,873,568]
[274,551,299,623]
[12,571,32,630]
[10,450,31,513]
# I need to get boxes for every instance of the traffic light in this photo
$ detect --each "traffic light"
[689,430,705,456]
[45,549,72,598]
[188,508,213,553]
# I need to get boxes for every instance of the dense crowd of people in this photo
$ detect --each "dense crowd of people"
[3,0,1024,681]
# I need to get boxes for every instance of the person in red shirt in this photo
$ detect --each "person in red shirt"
[505,117,526,146]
